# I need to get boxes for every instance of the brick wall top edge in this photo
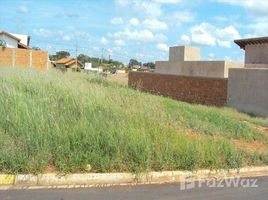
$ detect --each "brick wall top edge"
[0,47,48,54]
[129,71,228,81]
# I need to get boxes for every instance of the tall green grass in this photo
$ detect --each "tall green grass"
[0,67,267,174]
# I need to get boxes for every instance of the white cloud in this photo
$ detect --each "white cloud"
[18,5,28,13]
[208,53,215,60]
[155,33,167,42]
[182,22,240,47]
[113,29,155,42]
[133,1,162,17]
[216,0,268,16]
[62,35,71,41]
[33,28,53,37]
[114,39,125,46]
[216,26,240,47]
[181,34,190,44]
[115,0,129,7]
[217,40,230,48]
[143,19,168,30]
[153,0,181,3]
[216,26,240,40]
[110,17,124,25]
[209,53,215,57]
[190,23,216,46]
[129,17,140,26]
[100,37,109,45]
[216,0,268,36]
[247,20,268,36]
[157,43,169,52]
[172,11,194,25]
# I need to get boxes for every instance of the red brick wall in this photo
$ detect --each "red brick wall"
[0,48,13,66]
[0,47,49,70]
[129,72,228,106]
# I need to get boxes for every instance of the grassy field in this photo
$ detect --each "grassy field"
[0,67,267,174]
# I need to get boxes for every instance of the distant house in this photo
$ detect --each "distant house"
[52,58,84,70]
[132,65,141,70]
[138,66,149,72]
[84,62,103,73]
[0,31,30,49]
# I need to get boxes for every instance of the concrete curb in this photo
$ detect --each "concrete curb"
[0,166,267,190]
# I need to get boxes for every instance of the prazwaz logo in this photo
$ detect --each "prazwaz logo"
[180,176,258,190]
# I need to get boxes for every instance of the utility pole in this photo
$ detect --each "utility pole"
[75,42,78,70]
[101,48,104,64]
[99,48,104,73]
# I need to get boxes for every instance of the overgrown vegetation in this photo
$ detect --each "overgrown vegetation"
[0,67,267,174]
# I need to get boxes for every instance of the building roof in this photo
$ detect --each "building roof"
[234,36,268,50]
[18,42,30,49]
[10,33,31,46]
[0,31,21,41]
[53,58,83,67]
[0,31,31,49]
[53,57,73,64]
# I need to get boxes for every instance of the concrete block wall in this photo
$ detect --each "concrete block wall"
[0,47,49,70]
[156,46,243,78]
[169,46,200,62]
[129,72,228,106]
[155,61,243,78]
[245,44,268,66]
[227,68,268,117]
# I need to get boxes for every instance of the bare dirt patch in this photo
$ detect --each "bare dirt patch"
[231,139,267,154]
[185,129,268,154]
[107,73,128,86]
[257,126,268,138]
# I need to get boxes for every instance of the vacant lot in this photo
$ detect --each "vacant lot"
[0,67,267,174]
[106,73,128,86]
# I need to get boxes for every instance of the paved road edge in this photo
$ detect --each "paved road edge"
[0,166,268,189]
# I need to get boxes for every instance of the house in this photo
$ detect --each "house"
[84,62,103,73]
[138,66,149,72]
[52,58,84,70]
[0,31,30,49]
[227,36,268,117]
[132,65,141,70]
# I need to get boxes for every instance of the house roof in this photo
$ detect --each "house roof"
[234,36,268,50]
[53,57,73,64]
[18,42,30,49]
[0,31,31,49]
[10,33,31,46]
[53,58,83,67]
[0,31,21,41]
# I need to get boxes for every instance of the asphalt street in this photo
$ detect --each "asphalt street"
[1,176,267,200]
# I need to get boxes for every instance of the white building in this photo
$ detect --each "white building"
[85,62,103,73]
[0,31,30,49]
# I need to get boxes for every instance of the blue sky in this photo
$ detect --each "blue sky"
[1,0,267,64]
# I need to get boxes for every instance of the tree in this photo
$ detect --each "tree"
[143,62,155,69]
[49,51,70,61]
[32,46,41,50]
[77,54,100,68]
[56,51,70,59]
[0,39,7,48]
[128,59,141,67]
[77,54,124,70]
